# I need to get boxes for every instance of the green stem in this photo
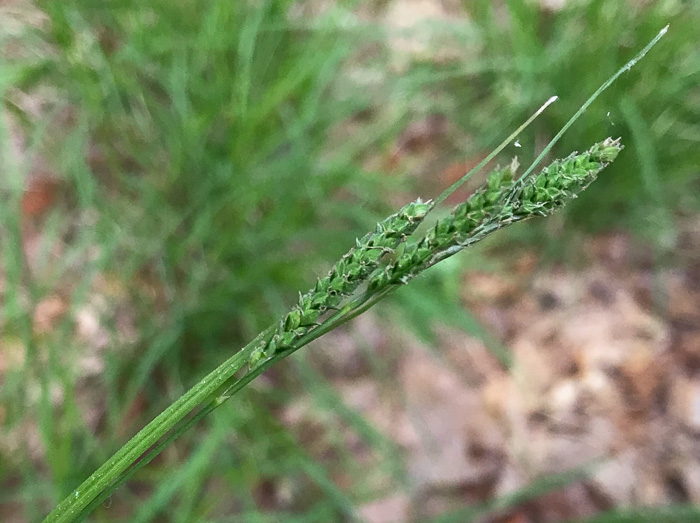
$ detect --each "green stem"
[77,362,271,519]
[78,284,400,519]
[78,401,219,518]
[44,326,275,523]
[48,283,396,522]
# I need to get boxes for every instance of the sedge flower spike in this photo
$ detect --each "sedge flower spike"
[46,24,664,522]
[248,198,433,368]
[369,138,623,290]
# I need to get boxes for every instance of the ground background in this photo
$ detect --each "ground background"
[1,0,699,521]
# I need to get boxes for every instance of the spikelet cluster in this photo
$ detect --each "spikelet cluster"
[511,137,622,218]
[248,138,621,368]
[248,198,433,368]
[369,138,622,289]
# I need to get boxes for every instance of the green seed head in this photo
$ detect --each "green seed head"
[589,137,622,163]
[402,199,433,221]
[368,139,621,290]
[264,197,435,356]
[513,137,622,217]
[268,140,622,357]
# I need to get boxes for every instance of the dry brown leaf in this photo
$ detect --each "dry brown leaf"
[21,174,61,217]
[33,294,68,335]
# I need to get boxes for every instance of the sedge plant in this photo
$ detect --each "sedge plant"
[44,26,668,522]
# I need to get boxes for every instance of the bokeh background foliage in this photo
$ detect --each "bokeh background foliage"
[0,0,698,521]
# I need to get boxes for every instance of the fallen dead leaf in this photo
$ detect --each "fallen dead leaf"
[359,494,411,523]
[33,294,68,335]
[21,174,61,217]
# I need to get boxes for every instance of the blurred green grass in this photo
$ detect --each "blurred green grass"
[1,0,698,521]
